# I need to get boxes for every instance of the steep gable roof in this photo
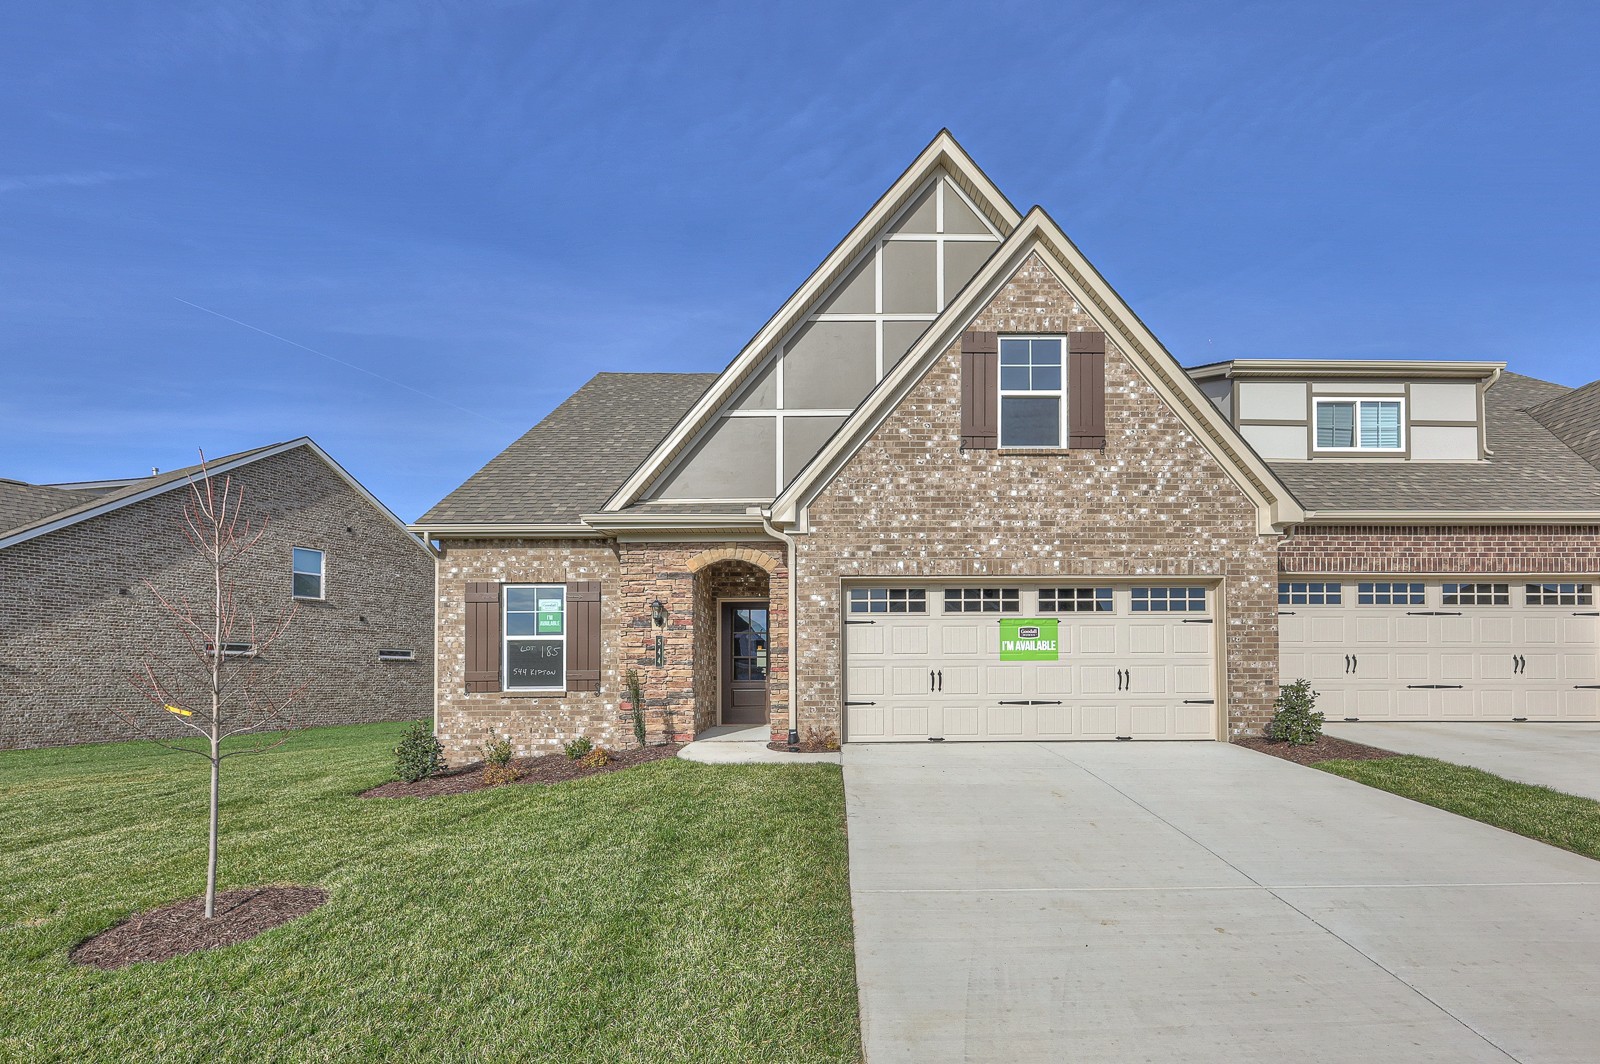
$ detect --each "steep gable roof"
[1529,377,1600,473]
[0,439,425,553]
[770,207,1305,534]
[414,372,717,529]
[601,130,1023,511]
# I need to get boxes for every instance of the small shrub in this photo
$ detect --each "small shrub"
[577,746,611,769]
[394,721,445,783]
[1266,679,1324,746]
[563,736,594,761]
[480,735,514,768]
[627,669,647,749]
[482,763,519,786]
[805,726,841,751]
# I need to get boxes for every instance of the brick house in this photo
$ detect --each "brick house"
[413,131,1600,763]
[0,438,434,750]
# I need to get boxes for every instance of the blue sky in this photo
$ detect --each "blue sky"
[3,2,1597,521]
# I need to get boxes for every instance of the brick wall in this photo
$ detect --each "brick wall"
[433,538,787,763]
[1279,525,1600,575]
[0,447,434,750]
[795,253,1282,737]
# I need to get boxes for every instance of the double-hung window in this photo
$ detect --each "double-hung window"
[999,337,1064,447]
[1314,398,1404,452]
[504,585,566,691]
[292,547,324,600]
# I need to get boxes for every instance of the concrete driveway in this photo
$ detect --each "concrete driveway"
[1325,722,1600,801]
[844,742,1600,1063]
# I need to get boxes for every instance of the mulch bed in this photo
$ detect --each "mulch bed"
[766,740,840,754]
[360,744,680,798]
[70,886,328,970]
[1235,734,1399,765]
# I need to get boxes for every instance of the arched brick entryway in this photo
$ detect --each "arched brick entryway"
[692,559,771,734]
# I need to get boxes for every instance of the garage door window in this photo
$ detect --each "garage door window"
[1526,582,1593,606]
[1279,581,1341,605]
[1357,582,1425,606]
[944,587,1020,613]
[1131,586,1206,612]
[849,587,928,614]
[1442,583,1510,606]
[1038,587,1113,612]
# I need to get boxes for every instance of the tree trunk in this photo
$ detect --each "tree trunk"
[206,739,219,919]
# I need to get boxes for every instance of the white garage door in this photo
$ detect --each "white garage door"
[844,583,1218,742]
[1279,579,1600,721]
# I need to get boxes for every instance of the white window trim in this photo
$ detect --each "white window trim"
[997,334,1067,449]
[292,546,325,601]
[1312,397,1407,453]
[502,583,567,692]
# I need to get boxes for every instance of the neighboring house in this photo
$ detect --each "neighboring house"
[0,438,435,750]
[412,131,1600,763]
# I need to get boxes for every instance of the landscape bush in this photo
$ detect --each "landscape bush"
[577,745,611,769]
[563,736,594,761]
[394,722,445,783]
[1266,679,1325,746]
[627,669,647,748]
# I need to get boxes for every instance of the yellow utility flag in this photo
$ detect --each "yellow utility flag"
[164,705,193,717]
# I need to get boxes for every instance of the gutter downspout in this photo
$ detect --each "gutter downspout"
[760,511,801,746]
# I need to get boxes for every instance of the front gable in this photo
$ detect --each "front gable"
[774,212,1303,535]
[602,131,1022,512]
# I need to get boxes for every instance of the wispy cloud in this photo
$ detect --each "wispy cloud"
[0,169,152,195]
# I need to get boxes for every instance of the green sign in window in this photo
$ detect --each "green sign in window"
[999,617,1059,661]
[537,611,564,635]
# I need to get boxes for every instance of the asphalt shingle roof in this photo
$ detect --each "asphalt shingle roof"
[1530,378,1600,473]
[1,442,291,543]
[417,373,717,525]
[1269,372,1600,514]
[0,480,98,535]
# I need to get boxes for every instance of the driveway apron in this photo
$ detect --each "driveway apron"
[844,742,1600,1064]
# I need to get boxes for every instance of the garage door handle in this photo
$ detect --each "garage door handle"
[937,670,943,692]
[1514,654,1525,675]
[929,669,935,693]
[1116,668,1127,691]
[1407,684,1463,689]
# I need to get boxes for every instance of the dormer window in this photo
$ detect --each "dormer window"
[1314,398,1404,452]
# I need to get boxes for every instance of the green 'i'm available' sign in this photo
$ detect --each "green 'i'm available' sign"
[999,618,1060,661]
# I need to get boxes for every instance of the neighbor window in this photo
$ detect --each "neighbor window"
[292,547,324,599]
[849,588,928,614]
[1038,587,1113,613]
[1357,582,1426,606]
[378,649,415,662]
[944,587,1020,613]
[1278,581,1342,605]
[1442,583,1510,607]
[503,584,565,691]
[1314,398,1404,451]
[204,641,255,657]
[1525,582,1593,607]
[998,337,1064,447]
[1131,586,1206,612]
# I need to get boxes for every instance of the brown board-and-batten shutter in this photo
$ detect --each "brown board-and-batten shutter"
[566,581,602,693]
[1068,330,1107,449]
[960,330,999,449]
[464,582,501,693]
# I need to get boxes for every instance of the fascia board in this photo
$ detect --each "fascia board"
[773,210,1305,535]
[1298,510,1600,525]
[409,522,602,539]
[1218,359,1505,381]
[599,131,1022,513]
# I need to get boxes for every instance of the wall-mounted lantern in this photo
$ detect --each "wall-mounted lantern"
[650,599,668,628]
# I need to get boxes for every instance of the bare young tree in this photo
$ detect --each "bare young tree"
[121,454,307,918]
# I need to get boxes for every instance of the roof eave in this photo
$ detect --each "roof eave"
[1192,359,1505,381]
[1298,509,1600,525]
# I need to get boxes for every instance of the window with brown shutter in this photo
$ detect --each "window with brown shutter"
[1068,330,1107,449]
[960,330,998,449]
[566,581,602,692]
[464,582,501,693]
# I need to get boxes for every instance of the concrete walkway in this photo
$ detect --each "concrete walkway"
[676,723,840,764]
[844,742,1600,1063]
[1325,722,1600,801]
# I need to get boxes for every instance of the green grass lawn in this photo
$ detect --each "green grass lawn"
[0,723,861,1063]
[1318,755,1600,861]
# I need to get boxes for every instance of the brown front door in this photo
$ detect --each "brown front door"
[721,602,771,725]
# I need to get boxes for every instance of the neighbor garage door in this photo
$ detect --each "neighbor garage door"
[843,583,1218,742]
[1279,579,1600,721]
